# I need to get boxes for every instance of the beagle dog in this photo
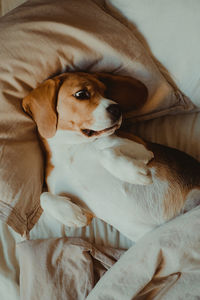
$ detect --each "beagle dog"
[22,72,200,241]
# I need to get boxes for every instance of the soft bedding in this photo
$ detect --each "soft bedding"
[17,237,124,300]
[17,208,200,300]
[87,205,200,300]
[0,0,200,299]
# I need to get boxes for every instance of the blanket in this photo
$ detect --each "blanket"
[17,206,200,299]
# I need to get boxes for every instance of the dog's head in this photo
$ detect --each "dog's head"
[22,72,148,141]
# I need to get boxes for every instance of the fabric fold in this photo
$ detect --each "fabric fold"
[87,206,200,300]
[17,237,124,300]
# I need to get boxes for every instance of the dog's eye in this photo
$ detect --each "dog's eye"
[74,89,90,100]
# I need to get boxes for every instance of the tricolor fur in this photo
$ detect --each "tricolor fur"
[22,72,200,241]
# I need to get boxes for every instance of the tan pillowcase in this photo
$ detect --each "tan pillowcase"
[0,0,195,235]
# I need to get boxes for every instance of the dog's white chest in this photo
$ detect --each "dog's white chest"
[48,143,129,212]
[47,140,167,241]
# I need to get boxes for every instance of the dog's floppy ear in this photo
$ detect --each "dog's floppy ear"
[95,73,148,112]
[22,78,63,138]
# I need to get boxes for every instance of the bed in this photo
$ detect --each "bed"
[0,0,200,299]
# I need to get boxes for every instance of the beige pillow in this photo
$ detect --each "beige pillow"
[0,0,195,235]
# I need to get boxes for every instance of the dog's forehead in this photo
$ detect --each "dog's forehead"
[60,73,105,93]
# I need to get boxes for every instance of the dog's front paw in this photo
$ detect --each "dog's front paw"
[118,142,154,164]
[127,160,153,185]
[99,148,153,185]
[40,192,93,227]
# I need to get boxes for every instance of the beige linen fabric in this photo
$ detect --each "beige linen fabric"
[17,237,124,300]
[0,0,195,235]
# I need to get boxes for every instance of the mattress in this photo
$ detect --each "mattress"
[1,1,200,299]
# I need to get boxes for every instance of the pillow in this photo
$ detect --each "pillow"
[0,0,195,235]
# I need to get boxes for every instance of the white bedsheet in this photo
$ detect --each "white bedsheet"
[1,1,200,299]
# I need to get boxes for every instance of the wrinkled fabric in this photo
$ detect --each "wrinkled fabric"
[17,237,124,300]
[16,207,200,300]
[87,206,200,300]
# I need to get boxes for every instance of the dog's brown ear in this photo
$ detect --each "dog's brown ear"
[22,78,63,138]
[95,73,148,112]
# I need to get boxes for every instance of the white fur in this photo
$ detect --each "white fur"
[40,192,90,227]
[41,130,177,241]
[94,135,153,185]
[91,98,117,131]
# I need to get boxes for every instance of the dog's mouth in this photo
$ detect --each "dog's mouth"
[81,124,119,137]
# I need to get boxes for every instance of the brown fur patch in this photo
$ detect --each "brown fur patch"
[22,78,63,138]
[116,129,146,146]
[95,72,148,112]
[40,137,54,189]
[147,142,200,220]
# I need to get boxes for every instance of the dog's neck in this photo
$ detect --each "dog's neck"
[46,129,120,152]
[47,130,97,147]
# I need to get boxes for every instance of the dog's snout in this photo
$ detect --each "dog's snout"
[106,104,121,122]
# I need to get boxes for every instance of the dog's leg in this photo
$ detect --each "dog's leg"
[98,148,153,185]
[40,192,93,227]
[94,135,154,185]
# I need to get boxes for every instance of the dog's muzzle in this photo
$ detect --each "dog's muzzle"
[106,104,122,122]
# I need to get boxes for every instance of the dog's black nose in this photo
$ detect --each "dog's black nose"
[106,104,121,122]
